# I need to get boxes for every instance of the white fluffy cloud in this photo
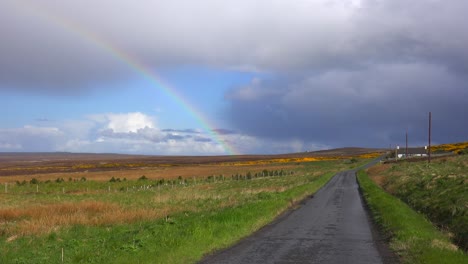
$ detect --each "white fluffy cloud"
[0,112,326,154]
[90,112,156,133]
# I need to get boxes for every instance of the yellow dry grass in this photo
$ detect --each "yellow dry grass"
[1,182,293,237]
[431,238,459,251]
[0,201,170,236]
[366,164,391,187]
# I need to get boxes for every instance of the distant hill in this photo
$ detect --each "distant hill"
[0,147,386,164]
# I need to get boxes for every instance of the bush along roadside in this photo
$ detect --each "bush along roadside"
[357,170,467,264]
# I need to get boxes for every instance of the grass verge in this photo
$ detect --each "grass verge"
[368,156,467,250]
[357,170,467,264]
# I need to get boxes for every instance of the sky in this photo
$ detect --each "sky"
[1,0,467,155]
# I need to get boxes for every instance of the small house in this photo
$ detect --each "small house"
[397,147,427,159]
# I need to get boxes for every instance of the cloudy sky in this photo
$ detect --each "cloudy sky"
[1,0,467,155]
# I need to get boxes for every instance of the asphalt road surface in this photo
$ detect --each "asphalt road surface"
[201,160,395,264]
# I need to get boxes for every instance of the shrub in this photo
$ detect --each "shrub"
[138,175,148,181]
[16,180,27,186]
[30,178,39,184]
[457,148,468,155]
[109,177,121,182]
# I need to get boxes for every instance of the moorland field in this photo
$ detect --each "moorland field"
[0,148,381,263]
[1,143,466,264]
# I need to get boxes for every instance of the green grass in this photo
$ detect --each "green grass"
[0,159,362,264]
[372,156,467,250]
[358,170,467,264]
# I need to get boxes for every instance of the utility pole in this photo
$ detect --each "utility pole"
[395,146,399,162]
[406,129,408,159]
[428,112,432,163]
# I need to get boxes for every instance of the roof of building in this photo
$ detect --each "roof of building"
[401,147,427,154]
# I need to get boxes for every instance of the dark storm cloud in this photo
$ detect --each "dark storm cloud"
[0,0,415,91]
[220,0,468,147]
[2,0,467,91]
[226,63,468,147]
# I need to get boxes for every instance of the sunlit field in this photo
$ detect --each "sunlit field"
[0,152,377,263]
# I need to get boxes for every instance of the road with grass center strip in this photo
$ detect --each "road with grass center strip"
[200,160,395,264]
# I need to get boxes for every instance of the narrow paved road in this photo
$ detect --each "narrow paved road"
[201,163,394,264]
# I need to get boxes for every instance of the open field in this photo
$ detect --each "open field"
[0,150,380,263]
[0,148,384,177]
[366,154,468,251]
[0,149,383,184]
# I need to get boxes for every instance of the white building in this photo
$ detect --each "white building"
[397,147,427,159]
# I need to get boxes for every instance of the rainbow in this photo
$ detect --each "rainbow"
[17,1,236,155]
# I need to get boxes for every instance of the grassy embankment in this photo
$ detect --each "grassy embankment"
[1,159,367,264]
[358,155,467,263]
